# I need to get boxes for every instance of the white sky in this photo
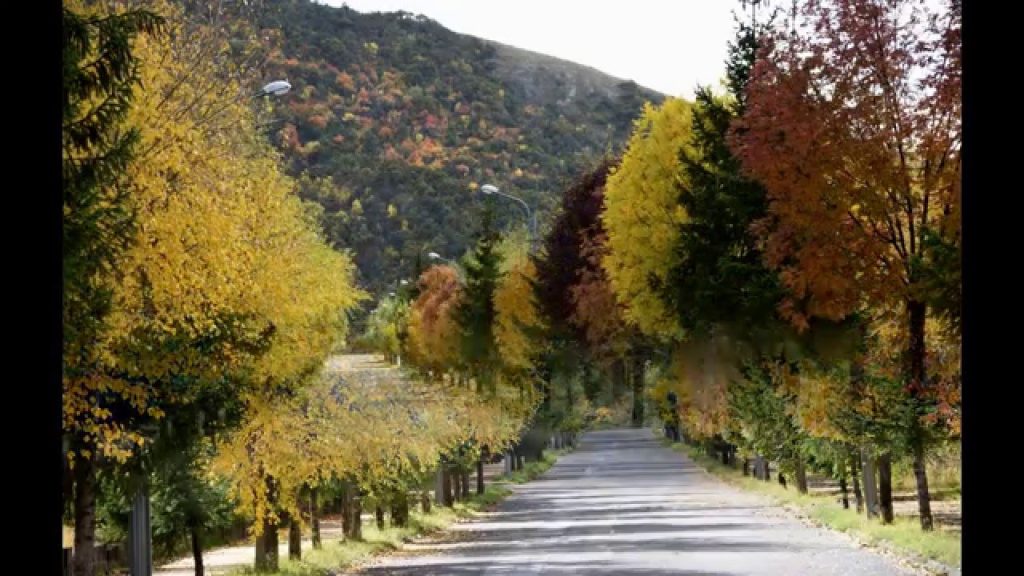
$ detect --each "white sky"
[317,1,744,98]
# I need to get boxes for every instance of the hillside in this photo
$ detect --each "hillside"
[254,0,664,295]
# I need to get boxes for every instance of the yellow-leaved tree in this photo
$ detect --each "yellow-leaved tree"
[63,2,362,572]
[494,234,546,374]
[601,98,692,341]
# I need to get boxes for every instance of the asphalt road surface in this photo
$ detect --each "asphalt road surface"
[355,428,918,576]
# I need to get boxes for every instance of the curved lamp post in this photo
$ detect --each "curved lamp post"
[481,184,536,251]
[256,79,291,98]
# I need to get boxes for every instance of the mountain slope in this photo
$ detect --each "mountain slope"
[256,0,664,295]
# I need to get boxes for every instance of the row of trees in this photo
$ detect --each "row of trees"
[62,1,379,574]
[63,1,959,574]
[362,6,960,536]
[64,2,560,574]
[527,0,960,532]
[362,213,552,455]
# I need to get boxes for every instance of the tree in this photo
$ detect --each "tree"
[733,0,961,530]
[494,242,546,375]
[665,50,784,342]
[601,98,692,341]
[535,157,617,339]
[570,232,632,369]
[727,360,809,492]
[64,3,364,573]
[653,11,797,482]
[63,3,163,573]
[362,296,410,364]
[455,204,503,393]
[407,265,463,375]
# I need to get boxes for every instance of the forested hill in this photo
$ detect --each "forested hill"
[253,0,664,295]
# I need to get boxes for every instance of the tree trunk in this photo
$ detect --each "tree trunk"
[839,468,850,510]
[310,488,321,550]
[778,472,787,489]
[477,457,485,495]
[795,458,808,494]
[460,469,470,499]
[906,299,934,531]
[742,458,750,477]
[254,531,267,572]
[341,483,351,538]
[764,461,771,482]
[612,358,626,403]
[375,505,385,530]
[254,514,279,572]
[566,375,575,420]
[911,439,934,530]
[72,455,97,576]
[878,452,894,524]
[288,517,301,560]
[541,372,552,411]
[351,495,362,540]
[421,490,431,514]
[191,522,204,576]
[391,491,409,527]
[442,466,453,507]
[850,452,863,513]
[861,449,879,519]
[631,356,645,427]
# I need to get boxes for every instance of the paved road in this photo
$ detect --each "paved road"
[355,428,918,576]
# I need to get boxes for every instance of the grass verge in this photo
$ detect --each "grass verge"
[506,449,565,484]
[665,439,961,570]
[230,448,569,575]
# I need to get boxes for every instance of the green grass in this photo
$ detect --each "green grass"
[227,489,510,576]
[665,439,961,568]
[229,448,569,575]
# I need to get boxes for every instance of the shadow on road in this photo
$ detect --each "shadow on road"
[355,428,914,576]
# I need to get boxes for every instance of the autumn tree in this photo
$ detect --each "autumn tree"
[407,265,464,375]
[536,158,617,341]
[64,3,363,573]
[601,98,692,342]
[535,158,630,410]
[62,4,163,572]
[733,0,961,530]
[658,11,796,484]
[494,235,546,377]
[570,232,632,382]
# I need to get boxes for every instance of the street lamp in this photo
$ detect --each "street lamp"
[256,79,291,98]
[428,252,465,281]
[252,80,291,134]
[480,184,537,250]
[428,251,451,264]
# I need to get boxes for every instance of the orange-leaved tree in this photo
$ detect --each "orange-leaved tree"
[732,0,960,530]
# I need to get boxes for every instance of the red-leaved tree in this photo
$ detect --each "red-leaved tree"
[732,0,960,530]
